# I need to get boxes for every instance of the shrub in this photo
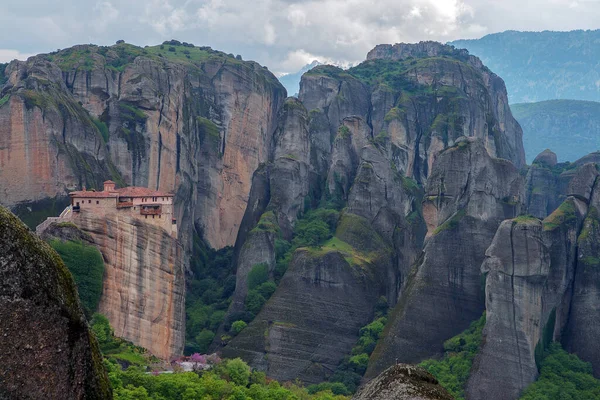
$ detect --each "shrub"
[225,358,251,386]
[420,313,486,400]
[520,342,600,400]
[293,218,333,247]
[247,263,269,290]
[244,290,266,315]
[49,239,105,313]
[195,330,215,353]
[348,353,369,374]
[256,281,277,299]
[230,320,247,335]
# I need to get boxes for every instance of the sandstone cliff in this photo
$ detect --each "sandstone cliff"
[0,206,111,399]
[0,42,286,249]
[71,207,186,360]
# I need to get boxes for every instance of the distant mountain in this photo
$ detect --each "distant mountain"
[450,30,600,103]
[511,99,600,163]
[278,60,321,96]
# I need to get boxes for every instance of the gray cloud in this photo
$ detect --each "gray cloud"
[2,0,600,73]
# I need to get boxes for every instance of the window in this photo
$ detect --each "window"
[88,200,91,204]
[145,215,148,219]
[96,201,99,204]
[159,215,161,218]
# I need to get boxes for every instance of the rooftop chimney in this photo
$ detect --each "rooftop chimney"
[103,180,116,192]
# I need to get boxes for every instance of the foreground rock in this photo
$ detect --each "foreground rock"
[0,206,111,399]
[353,364,453,400]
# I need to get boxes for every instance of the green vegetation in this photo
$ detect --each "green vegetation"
[420,313,486,400]
[91,313,159,367]
[230,321,247,336]
[49,239,105,314]
[47,46,97,71]
[243,263,277,317]
[185,234,235,354]
[119,102,148,124]
[105,357,348,400]
[197,117,221,152]
[0,94,9,107]
[579,207,599,242]
[93,312,348,399]
[11,196,71,230]
[433,209,466,235]
[348,58,473,95]
[543,199,577,231]
[92,117,110,142]
[251,211,280,234]
[520,343,600,400]
[514,215,540,224]
[337,125,351,139]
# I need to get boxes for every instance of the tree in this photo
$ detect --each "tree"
[244,291,266,315]
[247,263,269,290]
[225,358,251,387]
[195,330,215,353]
[231,320,247,335]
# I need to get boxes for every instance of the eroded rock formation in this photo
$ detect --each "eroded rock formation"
[221,41,525,385]
[467,159,600,399]
[366,138,524,378]
[0,206,111,399]
[0,43,285,249]
[71,207,186,360]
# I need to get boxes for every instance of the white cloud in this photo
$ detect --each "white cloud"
[3,0,600,73]
[0,49,35,63]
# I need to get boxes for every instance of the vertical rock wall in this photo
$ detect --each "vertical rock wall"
[73,208,186,360]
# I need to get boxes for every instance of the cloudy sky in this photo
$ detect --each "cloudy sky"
[2,0,600,74]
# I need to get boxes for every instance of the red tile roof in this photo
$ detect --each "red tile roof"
[116,187,173,198]
[69,191,117,198]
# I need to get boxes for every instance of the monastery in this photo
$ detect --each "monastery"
[37,180,177,238]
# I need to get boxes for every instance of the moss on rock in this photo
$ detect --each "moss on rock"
[0,206,111,398]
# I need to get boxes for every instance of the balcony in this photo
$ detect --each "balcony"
[117,201,133,209]
[140,206,162,216]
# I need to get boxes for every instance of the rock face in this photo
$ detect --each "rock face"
[366,41,526,172]
[0,206,111,399]
[467,160,600,399]
[366,138,524,378]
[352,364,453,400]
[71,207,186,360]
[222,246,385,383]
[221,42,525,385]
[0,43,285,249]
